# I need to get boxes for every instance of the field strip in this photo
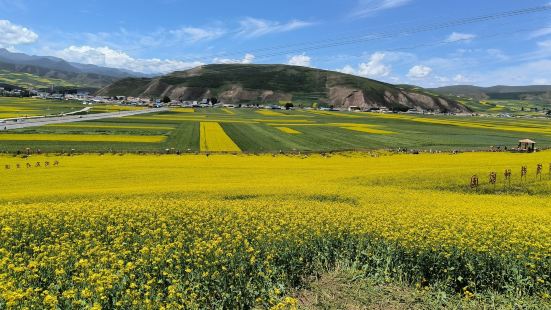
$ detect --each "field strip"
[222,108,236,115]
[266,122,389,128]
[308,110,364,118]
[200,122,241,152]
[127,116,258,124]
[0,134,167,143]
[170,108,195,113]
[266,123,325,126]
[276,127,302,134]
[0,107,38,112]
[1,113,41,118]
[90,106,146,112]
[256,110,287,116]
[46,124,175,130]
[341,126,395,134]
[370,114,551,135]
[123,115,207,120]
[255,119,314,123]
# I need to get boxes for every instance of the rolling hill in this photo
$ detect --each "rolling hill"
[0,48,146,90]
[97,64,469,112]
[430,85,551,102]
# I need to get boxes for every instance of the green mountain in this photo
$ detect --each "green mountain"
[0,68,79,90]
[0,48,146,90]
[430,85,551,102]
[97,64,469,112]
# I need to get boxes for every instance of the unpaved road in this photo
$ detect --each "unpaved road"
[0,108,169,131]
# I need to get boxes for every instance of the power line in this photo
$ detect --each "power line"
[152,5,551,65]
[116,24,551,101]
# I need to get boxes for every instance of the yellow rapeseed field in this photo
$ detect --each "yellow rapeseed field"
[46,124,175,130]
[170,108,195,113]
[125,116,258,124]
[339,124,394,134]
[369,113,551,135]
[276,127,301,134]
[0,152,549,308]
[308,110,364,118]
[199,122,241,152]
[89,105,145,113]
[0,134,167,143]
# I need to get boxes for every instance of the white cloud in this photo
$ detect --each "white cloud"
[445,32,477,43]
[339,65,356,75]
[54,46,203,74]
[465,59,551,86]
[359,52,391,77]
[486,49,509,61]
[288,54,311,67]
[533,78,550,84]
[213,53,255,64]
[407,65,432,78]
[169,27,225,43]
[0,20,38,48]
[537,39,551,49]
[529,26,551,39]
[452,74,471,83]
[351,0,411,18]
[237,18,313,38]
[338,52,391,78]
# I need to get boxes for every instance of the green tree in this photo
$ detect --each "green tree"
[162,96,171,104]
[284,102,294,110]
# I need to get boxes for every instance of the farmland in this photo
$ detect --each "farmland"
[0,98,143,120]
[0,98,83,119]
[0,152,550,308]
[1,98,551,154]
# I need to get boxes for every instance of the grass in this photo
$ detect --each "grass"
[296,269,547,309]
[340,125,395,134]
[2,98,551,153]
[459,98,550,115]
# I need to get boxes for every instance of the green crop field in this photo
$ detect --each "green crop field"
[0,70,78,90]
[0,98,145,120]
[1,98,551,153]
[459,98,550,115]
[0,97,85,119]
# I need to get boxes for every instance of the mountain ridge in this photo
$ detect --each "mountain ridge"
[0,48,148,89]
[430,85,551,101]
[98,64,470,112]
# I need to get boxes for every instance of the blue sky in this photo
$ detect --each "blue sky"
[1,0,550,86]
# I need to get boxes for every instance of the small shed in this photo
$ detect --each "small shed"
[517,139,536,152]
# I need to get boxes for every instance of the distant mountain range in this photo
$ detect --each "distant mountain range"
[97,64,469,112]
[1,48,549,110]
[430,85,551,101]
[0,48,147,90]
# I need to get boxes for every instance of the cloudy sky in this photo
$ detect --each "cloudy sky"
[1,0,550,86]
